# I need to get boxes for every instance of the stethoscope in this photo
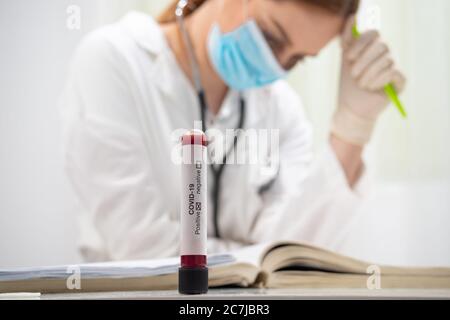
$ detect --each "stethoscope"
[175,0,246,239]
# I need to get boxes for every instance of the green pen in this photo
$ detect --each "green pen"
[352,24,407,119]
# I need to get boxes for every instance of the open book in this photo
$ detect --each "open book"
[1,242,450,293]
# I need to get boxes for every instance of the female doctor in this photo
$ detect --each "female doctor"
[61,0,405,261]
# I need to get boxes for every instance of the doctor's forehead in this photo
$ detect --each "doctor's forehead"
[256,0,345,54]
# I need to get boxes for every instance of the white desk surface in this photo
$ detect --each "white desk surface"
[3,289,445,300]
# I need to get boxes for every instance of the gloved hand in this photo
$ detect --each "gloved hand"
[331,16,406,146]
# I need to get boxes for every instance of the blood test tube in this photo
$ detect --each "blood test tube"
[178,129,208,294]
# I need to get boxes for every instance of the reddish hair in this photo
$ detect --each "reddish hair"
[158,0,359,24]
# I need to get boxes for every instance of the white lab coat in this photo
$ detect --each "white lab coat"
[61,12,367,262]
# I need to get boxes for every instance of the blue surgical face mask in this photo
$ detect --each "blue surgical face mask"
[207,20,286,91]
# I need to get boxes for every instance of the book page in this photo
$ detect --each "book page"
[224,243,278,267]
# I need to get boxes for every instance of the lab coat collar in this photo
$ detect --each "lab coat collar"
[120,12,179,97]
[120,11,165,56]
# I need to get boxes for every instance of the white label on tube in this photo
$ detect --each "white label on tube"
[180,143,207,255]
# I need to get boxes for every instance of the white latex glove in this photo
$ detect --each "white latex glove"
[332,16,406,146]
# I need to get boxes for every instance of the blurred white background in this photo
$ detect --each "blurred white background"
[0,0,449,268]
